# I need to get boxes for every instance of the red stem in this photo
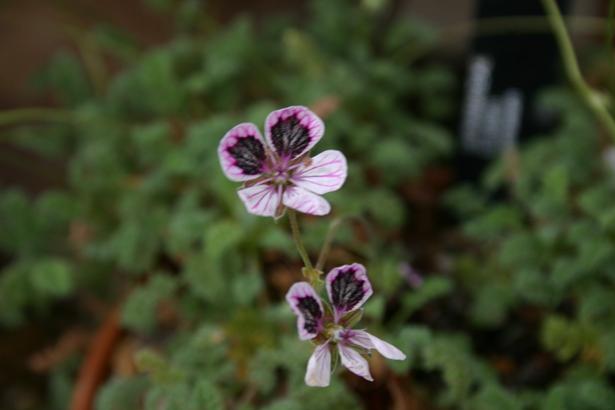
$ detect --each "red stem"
[69,307,122,410]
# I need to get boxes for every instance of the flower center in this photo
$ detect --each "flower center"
[324,324,345,341]
[272,169,290,185]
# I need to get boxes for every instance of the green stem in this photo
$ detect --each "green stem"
[0,108,75,128]
[607,0,615,95]
[62,25,107,96]
[393,16,609,64]
[466,16,606,37]
[288,209,313,270]
[608,2,615,50]
[315,217,343,271]
[542,0,615,142]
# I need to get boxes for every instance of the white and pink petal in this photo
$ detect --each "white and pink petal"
[237,184,282,217]
[285,282,325,340]
[305,343,332,387]
[326,264,373,321]
[283,186,331,216]
[265,106,324,160]
[338,344,373,382]
[291,150,347,195]
[343,329,406,361]
[219,123,268,181]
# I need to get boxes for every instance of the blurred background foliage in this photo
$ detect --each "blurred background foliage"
[1,0,615,409]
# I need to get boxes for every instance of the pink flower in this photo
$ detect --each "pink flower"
[286,264,406,387]
[218,106,347,219]
[399,262,423,289]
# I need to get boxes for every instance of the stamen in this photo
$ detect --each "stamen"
[287,162,305,172]
[325,325,345,341]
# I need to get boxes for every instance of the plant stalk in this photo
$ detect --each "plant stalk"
[0,108,75,128]
[541,0,615,142]
[288,209,313,270]
[315,217,343,271]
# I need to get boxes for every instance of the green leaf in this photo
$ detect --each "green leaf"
[470,384,523,410]
[470,283,515,327]
[513,268,556,305]
[33,50,92,106]
[95,376,148,410]
[464,205,522,240]
[542,164,569,207]
[541,315,595,361]
[204,220,243,262]
[497,232,542,270]
[121,274,177,333]
[363,189,405,229]
[190,379,224,410]
[135,349,183,384]
[29,258,74,297]
[363,295,384,320]
[398,276,453,317]
[370,139,422,184]
[232,270,263,306]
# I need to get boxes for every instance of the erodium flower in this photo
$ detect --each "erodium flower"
[399,262,423,289]
[218,106,347,218]
[286,263,406,387]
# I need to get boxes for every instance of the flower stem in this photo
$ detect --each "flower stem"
[0,108,75,128]
[315,217,343,271]
[607,0,615,95]
[541,0,615,142]
[62,24,107,96]
[288,209,313,270]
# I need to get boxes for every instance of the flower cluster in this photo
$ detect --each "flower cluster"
[219,106,405,387]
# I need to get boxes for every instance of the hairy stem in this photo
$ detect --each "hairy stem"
[315,217,343,271]
[394,16,609,64]
[607,0,615,94]
[0,108,75,128]
[62,25,107,96]
[288,209,313,270]
[541,0,615,142]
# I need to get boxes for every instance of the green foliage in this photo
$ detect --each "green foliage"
[446,88,615,408]
[392,325,496,407]
[95,377,148,410]
[0,190,76,325]
[48,360,78,410]
[4,0,615,409]
[541,315,596,361]
[394,276,452,321]
[122,274,177,333]
[469,384,523,410]
[0,190,75,257]
[544,369,615,410]
[32,50,92,106]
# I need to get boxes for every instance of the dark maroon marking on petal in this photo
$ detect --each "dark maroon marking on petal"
[270,115,311,158]
[331,267,365,313]
[227,136,266,175]
[297,295,323,334]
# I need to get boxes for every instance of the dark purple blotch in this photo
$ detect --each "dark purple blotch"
[296,295,322,334]
[227,136,266,175]
[270,115,311,158]
[331,267,365,312]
